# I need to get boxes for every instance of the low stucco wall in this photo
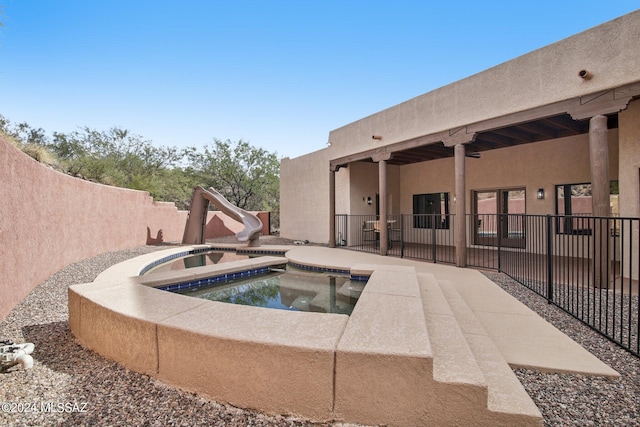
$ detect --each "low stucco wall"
[0,136,188,321]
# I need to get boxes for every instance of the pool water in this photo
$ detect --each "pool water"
[173,269,365,315]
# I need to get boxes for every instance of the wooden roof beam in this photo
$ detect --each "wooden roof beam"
[490,127,537,142]
[542,115,586,134]
[516,121,558,138]
[474,132,514,146]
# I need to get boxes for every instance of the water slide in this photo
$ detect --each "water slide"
[182,186,262,247]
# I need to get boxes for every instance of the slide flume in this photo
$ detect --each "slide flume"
[182,186,262,247]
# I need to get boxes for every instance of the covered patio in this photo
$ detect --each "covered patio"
[328,86,639,266]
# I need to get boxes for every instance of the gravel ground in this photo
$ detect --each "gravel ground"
[0,242,338,427]
[1,241,639,426]
[484,271,640,426]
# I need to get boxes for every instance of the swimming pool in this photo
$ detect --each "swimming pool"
[169,268,365,315]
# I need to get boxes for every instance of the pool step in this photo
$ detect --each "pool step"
[419,273,486,387]
[419,273,543,425]
[333,266,439,426]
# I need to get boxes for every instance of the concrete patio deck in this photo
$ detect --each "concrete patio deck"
[283,246,619,377]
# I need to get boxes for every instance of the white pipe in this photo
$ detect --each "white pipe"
[20,342,35,355]
[14,352,34,369]
[1,342,35,370]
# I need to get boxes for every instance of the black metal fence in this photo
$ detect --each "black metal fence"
[334,214,456,262]
[495,214,640,358]
[335,213,640,356]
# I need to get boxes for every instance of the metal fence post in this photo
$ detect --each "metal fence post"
[546,214,554,304]
[497,214,502,272]
[432,214,437,263]
[400,215,405,258]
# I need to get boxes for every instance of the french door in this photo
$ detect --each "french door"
[473,188,526,248]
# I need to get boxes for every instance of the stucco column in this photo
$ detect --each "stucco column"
[372,153,391,256]
[443,128,475,268]
[589,115,610,217]
[589,115,610,287]
[454,144,467,267]
[329,167,336,248]
[378,158,388,256]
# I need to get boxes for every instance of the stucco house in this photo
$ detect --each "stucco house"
[280,10,640,274]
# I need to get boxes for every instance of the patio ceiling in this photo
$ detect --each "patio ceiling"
[385,113,618,166]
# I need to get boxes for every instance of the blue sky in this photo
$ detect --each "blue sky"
[0,2,638,159]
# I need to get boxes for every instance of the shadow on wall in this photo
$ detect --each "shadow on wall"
[205,214,237,238]
[146,227,164,245]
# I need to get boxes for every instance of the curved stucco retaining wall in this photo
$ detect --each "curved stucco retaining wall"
[0,136,188,321]
[69,248,352,421]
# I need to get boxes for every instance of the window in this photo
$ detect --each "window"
[413,193,450,229]
[555,181,619,234]
[556,183,592,216]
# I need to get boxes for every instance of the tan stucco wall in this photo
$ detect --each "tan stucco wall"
[619,99,640,218]
[398,131,620,216]
[280,130,623,243]
[347,162,378,216]
[400,157,456,213]
[280,149,330,243]
[327,10,640,159]
[618,99,640,279]
[333,161,402,217]
[0,136,188,320]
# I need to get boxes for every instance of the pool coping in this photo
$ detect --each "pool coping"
[68,244,546,426]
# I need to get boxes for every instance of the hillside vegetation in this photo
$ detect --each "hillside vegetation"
[0,115,280,226]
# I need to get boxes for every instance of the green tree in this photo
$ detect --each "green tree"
[153,166,201,210]
[188,139,280,214]
[50,127,185,192]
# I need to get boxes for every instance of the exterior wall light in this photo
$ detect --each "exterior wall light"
[367,196,373,205]
[372,135,382,140]
[537,188,545,199]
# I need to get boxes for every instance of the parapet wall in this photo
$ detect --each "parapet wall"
[0,136,188,321]
[327,10,640,159]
